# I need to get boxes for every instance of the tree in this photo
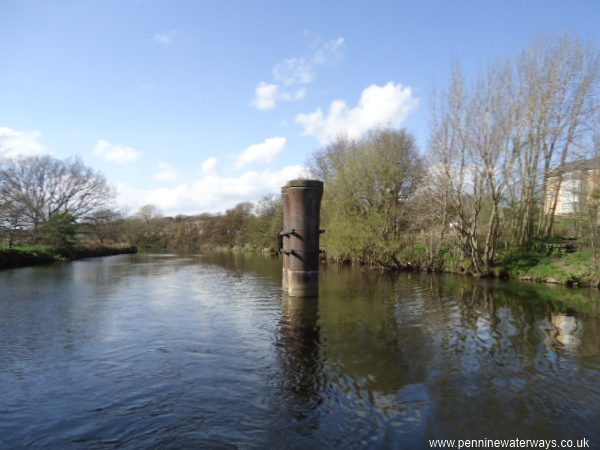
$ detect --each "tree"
[125,204,175,248]
[0,155,114,238]
[83,208,124,244]
[173,220,202,250]
[508,35,600,243]
[430,62,519,275]
[249,194,283,250]
[309,128,424,267]
[135,204,163,223]
[430,34,600,275]
[0,194,27,247]
[37,212,77,247]
[217,202,254,247]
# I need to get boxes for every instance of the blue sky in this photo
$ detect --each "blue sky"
[1,0,599,215]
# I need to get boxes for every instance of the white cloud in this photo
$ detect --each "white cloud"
[93,139,141,164]
[252,82,306,110]
[273,57,314,86]
[0,127,46,158]
[235,137,286,169]
[273,37,345,86]
[295,82,419,144]
[253,82,279,110]
[312,36,345,65]
[154,162,179,182]
[115,164,306,216]
[252,36,345,110]
[153,30,177,45]
[201,157,218,174]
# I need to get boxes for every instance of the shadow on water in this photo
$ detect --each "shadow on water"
[0,252,599,448]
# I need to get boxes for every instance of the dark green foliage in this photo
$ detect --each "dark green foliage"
[0,246,55,269]
[36,213,77,248]
[0,243,136,270]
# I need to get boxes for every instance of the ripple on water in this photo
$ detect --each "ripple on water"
[1,255,600,447]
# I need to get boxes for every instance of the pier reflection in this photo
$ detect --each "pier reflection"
[277,295,322,417]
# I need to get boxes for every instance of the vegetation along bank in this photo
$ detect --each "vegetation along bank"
[2,34,600,288]
[0,244,137,271]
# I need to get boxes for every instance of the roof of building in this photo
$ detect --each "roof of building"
[549,155,600,176]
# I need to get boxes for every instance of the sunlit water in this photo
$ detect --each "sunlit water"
[1,253,599,448]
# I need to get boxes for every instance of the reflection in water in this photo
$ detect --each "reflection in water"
[409,276,600,440]
[0,253,599,448]
[548,314,581,350]
[277,296,322,419]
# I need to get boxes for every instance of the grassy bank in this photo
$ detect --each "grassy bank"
[308,239,600,289]
[0,243,137,270]
[497,248,600,288]
[130,238,600,290]
[364,245,600,288]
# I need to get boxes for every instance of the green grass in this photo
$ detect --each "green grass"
[1,244,54,252]
[0,245,56,269]
[499,248,598,286]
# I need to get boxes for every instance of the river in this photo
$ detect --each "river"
[1,252,599,448]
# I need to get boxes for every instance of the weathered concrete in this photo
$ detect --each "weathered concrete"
[281,179,323,297]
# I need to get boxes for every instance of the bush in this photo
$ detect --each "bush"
[36,213,77,248]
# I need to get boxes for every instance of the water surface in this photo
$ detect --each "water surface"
[1,253,599,448]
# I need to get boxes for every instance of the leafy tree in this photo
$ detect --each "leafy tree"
[309,128,425,267]
[37,212,77,248]
[248,195,283,251]
[125,205,175,248]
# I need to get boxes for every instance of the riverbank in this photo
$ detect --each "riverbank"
[321,247,600,289]
[0,244,138,270]
[140,241,600,289]
[497,248,600,288]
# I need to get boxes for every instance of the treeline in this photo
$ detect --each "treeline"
[116,200,282,253]
[123,34,600,279]
[310,35,600,276]
[2,34,600,280]
[0,152,283,253]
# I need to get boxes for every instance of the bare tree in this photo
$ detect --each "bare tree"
[0,155,114,238]
[430,64,518,275]
[135,204,163,223]
[430,34,599,274]
[83,208,124,244]
[534,36,600,238]
[511,35,600,243]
